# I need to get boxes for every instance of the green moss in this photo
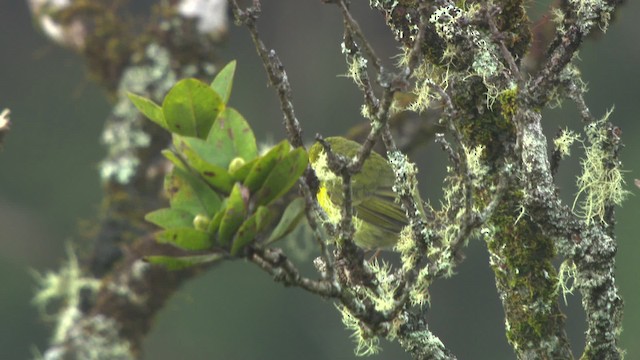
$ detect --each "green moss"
[498,86,519,120]
[450,72,564,353]
[452,80,565,351]
[485,190,566,354]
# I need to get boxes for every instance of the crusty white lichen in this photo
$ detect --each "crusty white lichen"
[99,44,175,184]
[568,0,614,34]
[44,315,134,360]
[397,328,449,360]
[430,4,464,41]
[429,2,505,107]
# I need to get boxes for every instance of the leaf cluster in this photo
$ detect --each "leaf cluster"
[128,62,307,268]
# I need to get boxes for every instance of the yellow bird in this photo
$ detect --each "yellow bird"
[308,137,408,249]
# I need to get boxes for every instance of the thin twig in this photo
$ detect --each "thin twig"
[486,6,522,84]
[335,0,383,74]
[228,0,305,148]
[250,247,340,296]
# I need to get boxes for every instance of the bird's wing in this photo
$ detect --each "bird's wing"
[355,188,408,233]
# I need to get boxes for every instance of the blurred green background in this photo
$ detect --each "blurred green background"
[1,1,638,359]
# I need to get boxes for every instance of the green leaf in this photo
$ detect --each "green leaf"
[217,183,249,246]
[230,206,273,256]
[145,253,225,270]
[254,205,273,232]
[265,197,306,245]
[173,136,235,193]
[157,228,214,250]
[162,78,223,138]
[229,215,258,256]
[145,208,194,229]
[255,148,308,206]
[128,92,167,129]
[165,166,222,216]
[175,135,226,168]
[161,149,186,170]
[207,210,224,235]
[206,107,258,165]
[243,140,290,192]
[211,60,236,105]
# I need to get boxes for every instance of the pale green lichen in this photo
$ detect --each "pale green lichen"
[341,42,368,88]
[105,277,146,306]
[32,245,101,343]
[557,260,577,305]
[553,128,580,158]
[440,167,464,214]
[395,226,418,272]
[514,202,528,225]
[573,109,629,224]
[464,144,489,185]
[569,0,614,33]
[408,78,435,114]
[337,304,381,356]
[364,260,398,313]
[551,8,567,36]
[409,266,431,307]
[360,103,375,120]
[394,43,450,114]
[470,36,504,108]
[404,57,449,114]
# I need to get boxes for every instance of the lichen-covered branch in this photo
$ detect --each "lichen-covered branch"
[228,0,304,149]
